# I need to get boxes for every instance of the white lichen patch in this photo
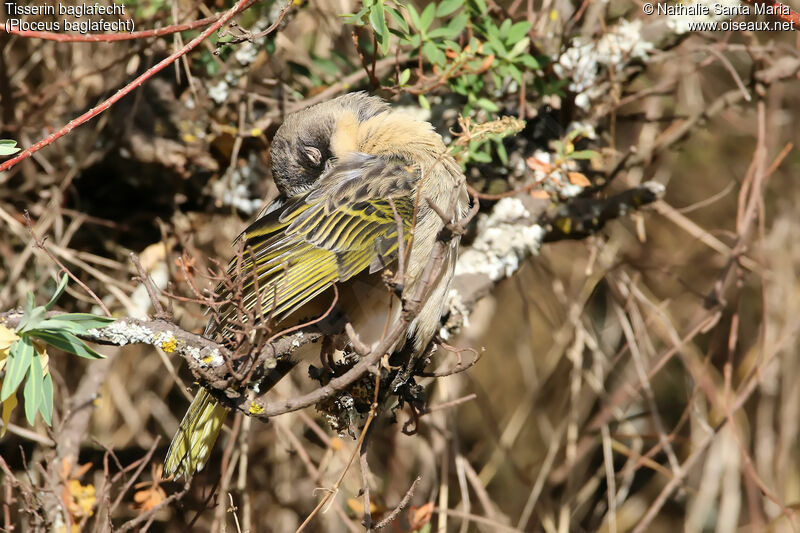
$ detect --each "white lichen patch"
[554,19,653,111]
[89,320,155,346]
[455,198,545,282]
[208,80,230,105]
[88,321,223,367]
[291,332,305,348]
[442,288,471,338]
[212,152,263,214]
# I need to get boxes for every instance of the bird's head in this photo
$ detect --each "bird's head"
[270,92,390,196]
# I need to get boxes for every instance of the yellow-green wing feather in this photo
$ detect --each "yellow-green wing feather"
[210,153,417,338]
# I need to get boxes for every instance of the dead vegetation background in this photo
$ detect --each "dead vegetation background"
[1,0,800,531]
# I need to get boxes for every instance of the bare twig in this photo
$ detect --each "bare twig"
[374,476,422,529]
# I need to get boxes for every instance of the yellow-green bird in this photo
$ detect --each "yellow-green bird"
[164,92,468,478]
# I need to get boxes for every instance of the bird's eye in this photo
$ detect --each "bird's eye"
[303,146,322,166]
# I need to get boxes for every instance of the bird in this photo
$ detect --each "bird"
[163,92,468,479]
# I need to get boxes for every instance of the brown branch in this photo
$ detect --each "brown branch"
[374,476,422,529]
[0,0,294,173]
[130,252,170,320]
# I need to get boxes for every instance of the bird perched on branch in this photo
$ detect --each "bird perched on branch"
[164,92,468,479]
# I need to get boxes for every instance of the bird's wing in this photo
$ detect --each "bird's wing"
[209,152,417,338]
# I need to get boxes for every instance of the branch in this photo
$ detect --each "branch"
[0,181,663,423]
[0,0,294,173]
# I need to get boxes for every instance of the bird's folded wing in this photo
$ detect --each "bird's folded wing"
[208,152,417,338]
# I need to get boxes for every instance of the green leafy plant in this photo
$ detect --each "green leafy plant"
[342,0,556,166]
[0,140,21,156]
[0,275,114,431]
[551,128,600,165]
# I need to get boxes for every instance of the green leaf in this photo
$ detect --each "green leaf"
[496,141,508,165]
[427,26,456,39]
[386,6,410,35]
[492,71,503,89]
[0,139,21,156]
[28,330,106,360]
[485,34,506,57]
[47,313,114,331]
[17,290,49,334]
[451,76,467,94]
[498,18,512,39]
[447,12,469,36]
[420,3,435,33]
[377,31,391,56]
[422,41,447,66]
[470,0,487,14]
[30,313,114,336]
[520,54,540,69]
[23,355,44,426]
[406,3,421,30]
[369,3,390,55]
[18,308,46,335]
[570,150,600,160]
[507,36,530,59]
[340,6,369,25]
[437,0,462,17]
[476,98,499,112]
[23,291,35,318]
[508,63,523,84]
[506,21,532,43]
[484,20,499,40]
[471,150,492,163]
[442,39,461,53]
[32,319,86,335]
[1,338,34,401]
[399,68,411,85]
[418,93,430,110]
[39,371,53,426]
[44,274,69,312]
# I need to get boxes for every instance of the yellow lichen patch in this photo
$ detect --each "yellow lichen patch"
[249,403,264,415]
[67,478,96,518]
[160,337,178,353]
[202,355,215,364]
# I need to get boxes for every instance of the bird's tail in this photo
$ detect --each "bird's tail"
[164,388,229,479]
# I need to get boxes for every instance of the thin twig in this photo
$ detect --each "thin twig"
[0,0,293,173]
[24,212,112,317]
[130,252,169,319]
[374,476,422,529]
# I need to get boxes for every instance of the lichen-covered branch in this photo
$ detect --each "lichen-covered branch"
[0,181,662,424]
